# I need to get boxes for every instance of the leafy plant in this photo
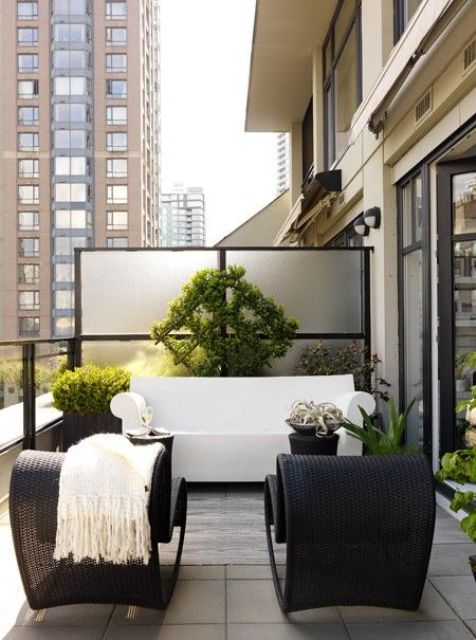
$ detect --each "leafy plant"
[150,265,299,376]
[343,398,416,455]
[294,340,391,402]
[455,351,476,379]
[52,364,131,414]
[436,448,476,542]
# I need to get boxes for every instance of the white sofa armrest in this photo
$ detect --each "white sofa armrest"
[110,392,146,433]
[333,391,376,456]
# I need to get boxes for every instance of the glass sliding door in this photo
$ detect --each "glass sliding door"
[399,173,428,450]
[438,160,476,453]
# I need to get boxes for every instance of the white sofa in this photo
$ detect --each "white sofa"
[112,374,375,482]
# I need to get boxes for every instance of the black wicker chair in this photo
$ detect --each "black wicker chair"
[10,446,187,612]
[265,453,435,613]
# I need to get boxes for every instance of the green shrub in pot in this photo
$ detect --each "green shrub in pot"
[436,449,476,543]
[52,364,131,449]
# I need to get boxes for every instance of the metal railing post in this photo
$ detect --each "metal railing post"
[22,343,36,450]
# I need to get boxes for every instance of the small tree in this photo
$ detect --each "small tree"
[150,265,299,376]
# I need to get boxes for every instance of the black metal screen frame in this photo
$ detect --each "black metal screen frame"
[74,246,373,370]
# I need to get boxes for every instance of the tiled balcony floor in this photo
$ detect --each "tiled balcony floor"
[2,486,476,639]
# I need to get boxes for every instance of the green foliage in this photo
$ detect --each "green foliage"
[435,448,476,542]
[294,340,391,402]
[343,397,416,455]
[0,359,62,390]
[52,364,131,414]
[150,265,299,376]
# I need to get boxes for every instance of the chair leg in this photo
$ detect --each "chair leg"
[264,480,289,613]
[34,609,46,623]
[126,606,138,620]
[158,479,187,608]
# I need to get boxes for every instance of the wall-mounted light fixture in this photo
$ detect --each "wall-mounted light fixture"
[363,206,381,229]
[353,214,369,236]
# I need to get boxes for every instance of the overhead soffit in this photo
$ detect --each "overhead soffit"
[246,0,337,132]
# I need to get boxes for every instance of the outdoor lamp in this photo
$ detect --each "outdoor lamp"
[353,214,369,236]
[363,206,381,229]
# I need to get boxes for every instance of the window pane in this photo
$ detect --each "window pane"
[19,291,40,310]
[55,209,88,229]
[18,185,39,204]
[55,290,74,310]
[18,2,38,19]
[55,263,74,282]
[106,158,127,177]
[19,317,40,335]
[106,2,127,19]
[54,317,74,337]
[54,24,88,43]
[54,76,87,96]
[18,28,38,45]
[107,210,128,229]
[453,173,476,235]
[18,211,39,230]
[107,237,128,248]
[19,238,39,257]
[106,54,127,71]
[18,106,38,125]
[334,26,357,160]
[18,54,38,72]
[54,235,88,256]
[106,27,127,45]
[18,264,39,284]
[18,159,39,178]
[334,0,354,53]
[106,106,127,124]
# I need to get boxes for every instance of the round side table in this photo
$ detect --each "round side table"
[288,433,338,455]
[126,433,174,458]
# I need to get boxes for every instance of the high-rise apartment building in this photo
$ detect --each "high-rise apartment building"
[0,0,160,339]
[160,186,206,246]
[276,132,290,195]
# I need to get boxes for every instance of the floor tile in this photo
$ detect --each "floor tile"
[228,622,350,640]
[433,517,470,544]
[430,576,476,620]
[227,580,340,623]
[227,565,273,579]
[464,619,476,636]
[429,544,475,576]
[347,620,475,640]
[0,627,104,640]
[338,581,456,623]
[111,579,225,625]
[178,565,225,579]
[103,623,225,640]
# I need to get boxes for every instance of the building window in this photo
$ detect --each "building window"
[55,209,88,229]
[323,0,362,167]
[394,0,423,41]
[17,28,38,45]
[106,27,127,46]
[17,80,39,99]
[19,238,39,257]
[301,99,314,189]
[106,53,127,72]
[106,105,127,125]
[18,54,38,72]
[107,210,128,230]
[18,159,39,179]
[54,50,88,70]
[19,291,40,311]
[18,133,39,152]
[54,317,74,337]
[107,185,128,204]
[55,156,87,176]
[17,2,38,19]
[54,235,88,257]
[106,158,127,177]
[54,103,88,123]
[54,76,87,96]
[18,106,38,125]
[18,264,39,284]
[54,183,88,203]
[106,79,127,98]
[19,317,40,336]
[106,1,127,19]
[54,0,89,16]
[54,129,88,149]
[106,132,127,151]
[18,211,39,231]
[54,23,89,43]
[18,185,39,204]
[55,290,74,310]
[107,237,128,248]
[326,217,363,247]
[55,263,74,283]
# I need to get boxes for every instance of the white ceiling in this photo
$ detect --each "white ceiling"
[245,0,337,132]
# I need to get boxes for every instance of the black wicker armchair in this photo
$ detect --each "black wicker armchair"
[10,446,187,612]
[265,453,435,613]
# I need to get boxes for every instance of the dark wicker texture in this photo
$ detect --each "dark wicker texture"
[62,411,122,450]
[265,453,435,613]
[10,447,187,611]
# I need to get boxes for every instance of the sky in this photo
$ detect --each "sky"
[160,0,278,245]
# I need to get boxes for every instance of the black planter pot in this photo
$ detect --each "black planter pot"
[289,432,339,455]
[62,410,122,451]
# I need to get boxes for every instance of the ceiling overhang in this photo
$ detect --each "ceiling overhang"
[245,0,337,132]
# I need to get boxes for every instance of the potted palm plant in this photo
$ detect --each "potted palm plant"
[52,364,131,450]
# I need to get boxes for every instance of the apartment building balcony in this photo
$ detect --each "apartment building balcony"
[0,247,475,639]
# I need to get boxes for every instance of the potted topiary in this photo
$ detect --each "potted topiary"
[52,364,131,450]
[150,265,299,376]
[286,401,343,455]
[435,448,476,579]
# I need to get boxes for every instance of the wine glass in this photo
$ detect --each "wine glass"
[140,406,153,435]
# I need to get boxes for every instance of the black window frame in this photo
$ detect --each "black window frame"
[323,0,362,169]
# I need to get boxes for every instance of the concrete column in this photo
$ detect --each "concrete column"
[360,0,394,99]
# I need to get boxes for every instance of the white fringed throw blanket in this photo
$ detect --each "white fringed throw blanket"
[54,434,164,565]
